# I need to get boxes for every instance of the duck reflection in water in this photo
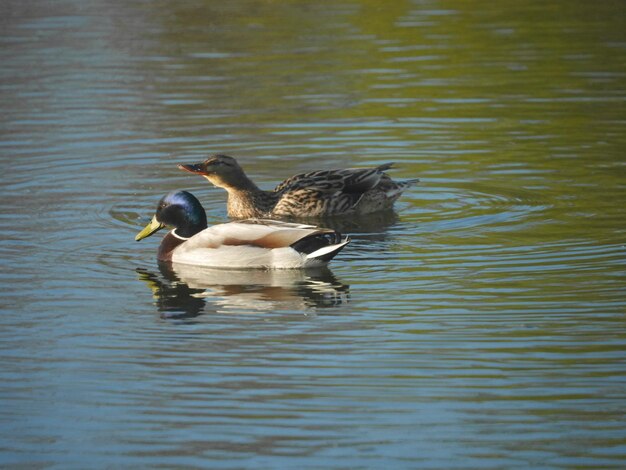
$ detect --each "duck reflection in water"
[136,262,349,319]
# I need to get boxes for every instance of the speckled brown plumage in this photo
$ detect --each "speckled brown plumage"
[178,155,418,219]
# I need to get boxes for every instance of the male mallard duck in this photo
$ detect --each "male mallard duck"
[178,154,419,218]
[135,190,350,269]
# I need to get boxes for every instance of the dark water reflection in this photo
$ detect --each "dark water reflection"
[137,263,350,318]
[1,0,625,468]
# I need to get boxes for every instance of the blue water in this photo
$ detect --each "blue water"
[1,1,625,468]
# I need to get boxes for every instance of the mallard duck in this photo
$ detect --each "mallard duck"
[135,190,350,269]
[178,154,419,218]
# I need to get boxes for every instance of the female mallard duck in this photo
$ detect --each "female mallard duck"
[135,190,350,269]
[178,154,419,218]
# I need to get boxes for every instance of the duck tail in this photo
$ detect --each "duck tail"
[291,231,350,264]
[381,178,419,199]
[401,178,420,186]
[306,237,351,263]
[376,162,395,172]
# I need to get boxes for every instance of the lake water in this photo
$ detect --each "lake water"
[1,0,625,468]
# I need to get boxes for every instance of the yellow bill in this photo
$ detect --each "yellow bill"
[135,216,165,241]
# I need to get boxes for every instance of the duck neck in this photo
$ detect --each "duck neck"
[157,231,187,261]
[232,173,260,192]
[206,172,260,192]
[225,188,277,218]
[174,220,206,238]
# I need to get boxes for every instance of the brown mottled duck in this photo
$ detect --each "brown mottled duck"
[178,154,419,218]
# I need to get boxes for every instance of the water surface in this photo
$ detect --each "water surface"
[1,0,625,468]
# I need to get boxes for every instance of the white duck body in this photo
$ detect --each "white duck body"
[168,220,349,269]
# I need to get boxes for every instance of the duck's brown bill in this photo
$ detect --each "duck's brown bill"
[177,163,208,175]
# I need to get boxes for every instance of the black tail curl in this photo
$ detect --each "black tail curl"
[290,231,344,256]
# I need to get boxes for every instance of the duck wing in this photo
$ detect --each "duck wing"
[181,220,332,249]
[273,163,395,195]
[272,188,362,217]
